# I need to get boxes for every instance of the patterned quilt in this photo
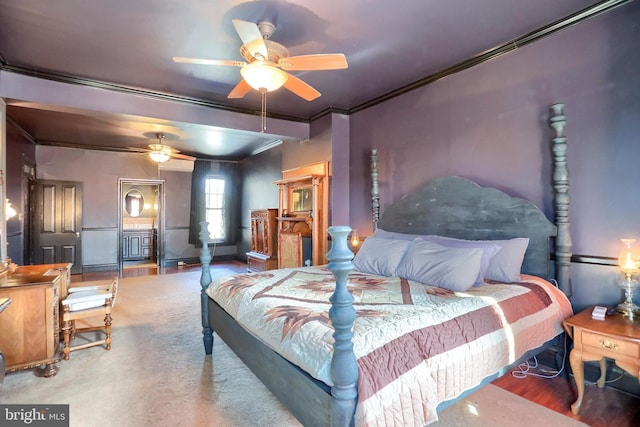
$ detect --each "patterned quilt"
[205,266,573,426]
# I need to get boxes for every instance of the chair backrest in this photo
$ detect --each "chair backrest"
[279,230,303,269]
[108,276,119,308]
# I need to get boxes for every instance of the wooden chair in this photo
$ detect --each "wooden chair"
[278,230,303,269]
[60,277,118,360]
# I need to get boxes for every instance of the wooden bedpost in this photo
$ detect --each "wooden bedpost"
[199,221,214,354]
[371,149,380,230]
[550,103,572,297]
[327,226,358,427]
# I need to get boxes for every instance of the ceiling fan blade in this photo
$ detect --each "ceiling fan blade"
[279,54,348,71]
[282,73,321,101]
[173,57,245,67]
[232,19,268,60]
[171,152,196,161]
[228,79,252,99]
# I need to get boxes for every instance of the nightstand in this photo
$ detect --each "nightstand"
[563,306,640,415]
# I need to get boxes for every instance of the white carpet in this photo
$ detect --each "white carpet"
[435,384,587,426]
[0,270,587,427]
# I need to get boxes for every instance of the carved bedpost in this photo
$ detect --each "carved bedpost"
[199,221,214,354]
[550,104,572,297]
[327,226,358,427]
[371,149,380,230]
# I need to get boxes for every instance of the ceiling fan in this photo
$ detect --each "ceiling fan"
[145,133,196,164]
[173,19,348,101]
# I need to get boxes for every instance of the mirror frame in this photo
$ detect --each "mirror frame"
[291,186,313,212]
[123,188,145,217]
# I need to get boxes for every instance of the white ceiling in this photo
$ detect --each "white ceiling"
[0,0,627,160]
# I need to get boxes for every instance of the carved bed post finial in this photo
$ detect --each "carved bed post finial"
[550,104,572,297]
[199,221,214,354]
[371,149,380,230]
[327,226,358,426]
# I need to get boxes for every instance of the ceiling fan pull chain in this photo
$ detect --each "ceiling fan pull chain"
[261,89,267,132]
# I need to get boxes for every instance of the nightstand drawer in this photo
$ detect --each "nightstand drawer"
[582,330,639,357]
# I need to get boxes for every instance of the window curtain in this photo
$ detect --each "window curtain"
[188,159,239,246]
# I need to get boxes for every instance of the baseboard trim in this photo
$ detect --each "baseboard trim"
[82,263,119,273]
[165,254,241,267]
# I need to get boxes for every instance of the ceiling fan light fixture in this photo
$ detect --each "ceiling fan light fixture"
[149,150,171,163]
[240,62,288,92]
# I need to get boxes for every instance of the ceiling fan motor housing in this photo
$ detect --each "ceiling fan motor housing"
[257,21,276,39]
[241,40,289,63]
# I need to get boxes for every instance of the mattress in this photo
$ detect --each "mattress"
[205,266,572,426]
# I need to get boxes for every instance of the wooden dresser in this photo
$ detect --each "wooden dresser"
[0,263,72,377]
[246,209,278,272]
[0,297,11,383]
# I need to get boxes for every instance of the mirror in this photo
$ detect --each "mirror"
[124,189,144,217]
[292,186,312,212]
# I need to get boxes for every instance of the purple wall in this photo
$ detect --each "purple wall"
[343,2,640,313]
[349,2,640,258]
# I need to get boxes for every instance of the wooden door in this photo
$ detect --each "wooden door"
[32,180,82,274]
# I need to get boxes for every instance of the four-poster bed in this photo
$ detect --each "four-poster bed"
[199,103,573,426]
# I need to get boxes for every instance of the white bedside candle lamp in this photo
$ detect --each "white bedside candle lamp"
[350,229,360,254]
[617,238,640,319]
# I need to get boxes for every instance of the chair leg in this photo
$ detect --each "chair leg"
[104,299,113,351]
[62,307,71,361]
[70,320,77,340]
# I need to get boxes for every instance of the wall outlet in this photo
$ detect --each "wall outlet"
[178,261,185,266]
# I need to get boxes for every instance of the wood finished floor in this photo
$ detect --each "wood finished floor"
[75,262,640,427]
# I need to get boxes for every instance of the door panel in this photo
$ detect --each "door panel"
[32,180,82,274]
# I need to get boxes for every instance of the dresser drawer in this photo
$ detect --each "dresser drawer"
[581,330,639,357]
[247,256,267,272]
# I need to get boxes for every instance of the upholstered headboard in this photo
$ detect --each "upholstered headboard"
[377,176,557,279]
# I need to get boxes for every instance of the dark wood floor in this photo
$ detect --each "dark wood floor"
[75,262,640,427]
[493,366,640,427]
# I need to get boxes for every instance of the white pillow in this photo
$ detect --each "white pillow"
[373,228,420,241]
[352,237,411,277]
[395,239,483,292]
[483,237,530,283]
[374,230,530,283]
[418,236,501,286]
[417,235,529,283]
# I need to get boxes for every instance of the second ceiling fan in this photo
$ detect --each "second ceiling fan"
[173,19,348,101]
[146,133,196,163]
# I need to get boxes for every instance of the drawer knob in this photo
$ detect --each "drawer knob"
[600,338,619,350]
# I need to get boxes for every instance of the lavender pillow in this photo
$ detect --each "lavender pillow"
[417,236,501,286]
[373,228,421,241]
[423,235,529,283]
[395,239,483,292]
[352,237,411,277]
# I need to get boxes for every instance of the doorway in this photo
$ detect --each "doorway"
[118,178,164,271]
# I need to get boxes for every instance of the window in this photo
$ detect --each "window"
[189,160,237,247]
[205,177,225,241]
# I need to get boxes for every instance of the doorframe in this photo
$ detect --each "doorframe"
[118,178,165,271]
[22,160,36,265]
